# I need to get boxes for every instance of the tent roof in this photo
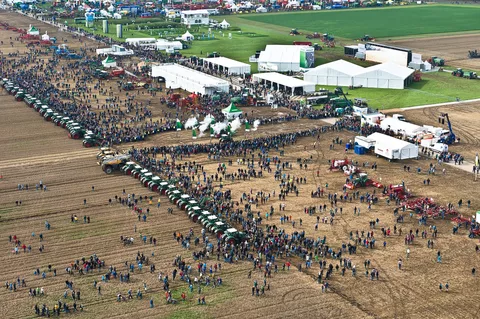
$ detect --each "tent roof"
[181,9,209,14]
[151,63,229,88]
[222,102,242,114]
[258,45,308,64]
[253,72,315,88]
[182,31,193,37]
[103,56,115,63]
[220,19,230,25]
[367,132,417,150]
[305,59,364,77]
[28,25,38,32]
[203,57,250,69]
[361,62,414,79]
[381,117,424,135]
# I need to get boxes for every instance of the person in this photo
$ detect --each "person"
[445,282,449,292]
[439,283,443,291]
[150,298,154,308]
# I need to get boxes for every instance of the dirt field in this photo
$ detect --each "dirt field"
[2,10,480,319]
[386,34,480,70]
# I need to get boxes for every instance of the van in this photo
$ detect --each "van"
[392,114,405,121]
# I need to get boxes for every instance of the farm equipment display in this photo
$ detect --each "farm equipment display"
[290,29,300,36]
[468,50,480,59]
[428,56,445,67]
[345,173,382,190]
[122,80,150,90]
[82,134,103,147]
[451,68,464,77]
[94,69,110,79]
[438,113,456,144]
[101,154,132,174]
[221,228,248,245]
[403,197,458,219]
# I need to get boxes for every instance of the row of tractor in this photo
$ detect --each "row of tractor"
[451,68,478,79]
[1,78,102,147]
[100,157,248,245]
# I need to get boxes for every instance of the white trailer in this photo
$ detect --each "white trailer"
[368,132,419,161]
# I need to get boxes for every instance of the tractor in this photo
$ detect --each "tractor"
[359,35,375,42]
[313,43,322,51]
[211,221,229,238]
[221,228,249,245]
[101,154,132,174]
[329,158,351,171]
[65,53,83,60]
[207,52,221,58]
[68,126,87,139]
[15,91,25,101]
[96,147,115,160]
[290,29,300,36]
[94,69,110,79]
[451,68,464,77]
[345,173,383,190]
[82,134,103,147]
[122,81,150,90]
[322,33,335,42]
[43,110,56,121]
[202,215,219,231]
[428,56,445,67]
[147,176,163,191]
[468,50,480,59]
[110,68,125,78]
[55,44,70,55]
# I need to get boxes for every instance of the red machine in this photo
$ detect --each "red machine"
[329,158,351,172]
[386,184,411,200]
[293,41,312,46]
[20,34,39,40]
[110,68,125,78]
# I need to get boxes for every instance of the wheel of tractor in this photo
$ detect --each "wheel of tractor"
[83,142,91,148]
[143,84,149,89]
[105,166,113,174]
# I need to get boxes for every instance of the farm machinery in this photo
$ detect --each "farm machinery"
[468,50,480,59]
[82,133,104,148]
[383,183,411,200]
[290,29,301,36]
[358,35,375,42]
[344,173,383,190]
[101,154,132,174]
[451,68,464,77]
[427,56,445,67]
[306,32,321,39]
[122,79,151,90]
[403,197,458,219]
[413,71,422,82]
[463,71,478,79]
[438,113,456,144]
[329,158,353,172]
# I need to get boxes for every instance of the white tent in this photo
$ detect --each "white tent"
[353,62,414,89]
[181,31,194,41]
[151,63,229,95]
[156,39,183,51]
[219,19,230,29]
[380,117,424,138]
[41,32,50,41]
[367,132,418,160]
[252,72,315,95]
[102,56,117,68]
[203,57,251,75]
[257,45,310,72]
[304,60,364,86]
[27,25,39,36]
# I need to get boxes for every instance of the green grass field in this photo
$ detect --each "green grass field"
[241,5,480,39]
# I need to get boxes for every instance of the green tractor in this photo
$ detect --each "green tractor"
[188,208,203,222]
[168,190,183,205]
[452,68,464,77]
[68,126,87,139]
[429,56,445,67]
[147,176,163,191]
[24,95,36,107]
[43,109,55,121]
[177,194,192,210]
[82,134,103,148]
[221,228,249,245]
[219,134,233,143]
[0,78,9,86]
[140,172,155,187]
[122,162,140,176]
[58,117,71,128]
[9,86,20,95]
[359,35,375,42]
[136,168,150,180]
[94,69,110,79]
[211,221,229,237]
[187,205,202,218]
[39,106,50,116]
[15,90,26,101]
[463,71,478,79]
[185,200,200,212]
[202,215,219,230]
[197,211,212,224]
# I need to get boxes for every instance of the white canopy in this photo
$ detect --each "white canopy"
[151,63,229,95]
[41,32,50,41]
[102,56,117,68]
[258,45,310,72]
[367,132,418,160]
[181,31,194,41]
[304,59,364,86]
[380,117,424,137]
[203,57,251,75]
[353,62,414,89]
[219,19,230,29]
[252,72,315,95]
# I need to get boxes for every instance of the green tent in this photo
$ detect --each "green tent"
[222,102,242,119]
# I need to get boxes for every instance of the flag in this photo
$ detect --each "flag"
[192,129,197,139]
[245,121,250,132]
[476,153,479,167]
[210,127,214,137]
[176,119,182,131]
